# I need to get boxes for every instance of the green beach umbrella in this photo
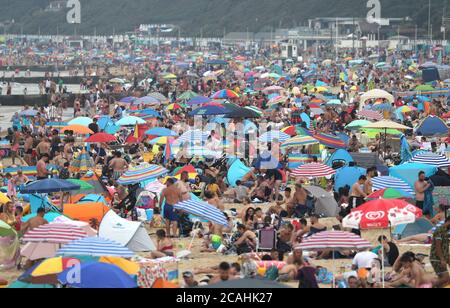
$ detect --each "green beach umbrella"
[415,84,435,91]
[67,179,95,191]
[0,220,16,237]
[345,120,372,130]
[178,91,198,101]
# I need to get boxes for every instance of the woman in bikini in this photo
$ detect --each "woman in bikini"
[150,229,175,259]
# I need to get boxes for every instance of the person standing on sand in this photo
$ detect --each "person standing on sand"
[159,178,182,237]
[109,151,128,181]
[36,154,51,180]
[350,176,367,209]
[415,171,430,213]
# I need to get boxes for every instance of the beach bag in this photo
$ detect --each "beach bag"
[264,266,279,281]
[316,267,333,284]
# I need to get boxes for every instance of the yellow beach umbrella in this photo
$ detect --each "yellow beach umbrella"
[99,257,139,275]
[0,192,10,204]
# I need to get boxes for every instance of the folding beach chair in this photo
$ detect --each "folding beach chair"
[256,229,277,252]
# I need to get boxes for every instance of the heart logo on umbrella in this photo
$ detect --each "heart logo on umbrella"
[365,211,385,220]
[405,204,417,213]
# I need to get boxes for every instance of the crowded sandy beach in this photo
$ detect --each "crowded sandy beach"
[0,6,449,290]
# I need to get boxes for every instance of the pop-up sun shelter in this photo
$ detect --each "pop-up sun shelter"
[393,218,434,239]
[99,210,156,252]
[334,165,367,191]
[63,202,109,223]
[389,163,437,189]
[227,159,251,187]
[415,116,449,136]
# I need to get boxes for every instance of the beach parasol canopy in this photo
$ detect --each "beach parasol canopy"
[174,200,228,226]
[63,125,94,135]
[0,191,11,204]
[224,106,262,118]
[371,176,414,194]
[20,179,81,194]
[69,151,96,173]
[211,89,240,99]
[134,96,160,105]
[263,85,284,93]
[367,188,414,200]
[148,92,168,102]
[312,133,347,149]
[116,116,146,126]
[299,231,372,251]
[22,223,88,244]
[189,103,232,116]
[186,96,211,106]
[0,220,16,237]
[175,130,209,144]
[345,120,372,130]
[343,199,422,229]
[409,152,450,168]
[66,179,95,191]
[68,117,93,127]
[145,127,177,137]
[358,110,384,121]
[281,136,319,149]
[359,89,394,106]
[178,90,198,101]
[117,164,168,185]
[85,133,117,143]
[363,120,412,130]
[57,237,135,258]
[119,97,136,104]
[58,262,137,288]
[259,131,291,143]
[291,163,336,178]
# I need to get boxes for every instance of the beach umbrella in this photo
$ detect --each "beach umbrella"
[0,220,16,237]
[119,97,136,104]
[116,116,146,126]
[166,103,184,110]
[68,117,93,127]
[326,99,342,106]
[280,126,297,136]
[57,237,134,258]
[163,73,177,80]
[85,133,117,143]
[363,120,412,152]
[0,191,11,204]
[361,128,402,138]
[281,136,319,149]
[173,165,198,180]
[63,125,94,135]
[367,188,414,200]
[134,96,160,105]
[415,84,435,91]
[178,91,198,101]
[189,103,231,116]
[174,200,228,226]
[312,133,346,149]
[372,176,414,194]
[291,163,336,178]
[345,120,372,130]
[263,85,284,93]
[186,96,211,106]
[58,262,137,288]
[245,106,263,117]
[130,108,161,118]
[66,179,95,191]
[259,131,291,143]
[358,110,384,121]
[20,179,80,194]
[99,257,139,275]
[224,106,262,119]
[148,92,168,102]
[46,122,68,130]
[69,151,95,173]
[148,136,175,145]
[175,130,209,144]
[211,89,240,99]
[409,152,450,168]
[396,106,418,113]
[299,230,371,250]
[22,257,86,283]
[117,164,168,185]
[23,224,88,244]
[268,95,288,106]
[145,127,177,137]
[343,199,422,229]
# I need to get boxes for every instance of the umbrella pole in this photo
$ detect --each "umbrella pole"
[187,222,199,251]
[382,242,385,288]
[333,250,335,288]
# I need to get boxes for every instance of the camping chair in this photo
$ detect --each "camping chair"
[256,229,277,252]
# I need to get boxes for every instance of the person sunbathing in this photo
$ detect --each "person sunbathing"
[386,253,435,288]
[233,224,257,255]
[150,229,174,259]
[278,246,308,281]
[395,234,432,245]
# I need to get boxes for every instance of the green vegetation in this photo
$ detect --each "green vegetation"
[0,0,443,36]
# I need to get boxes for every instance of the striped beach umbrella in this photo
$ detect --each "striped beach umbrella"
[268,95,288,106]
[299,231,371,251]
[57,237,135,257]
[134,96,160,105]
[312,133,346,149]
[69,151,96,173]
[244,106,263,117]
[211,89,240,99]
[117,164,168,185]
[281,136,319,149]
[259,131,291,143]
[175,130,209,144]
[372,176,414,194]
[291,163,336,178]
[174,200,228,226]
[409,152,450,168]
[358,109,384,121]
[23,224,88,244]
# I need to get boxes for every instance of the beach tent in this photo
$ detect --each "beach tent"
[227,159,251,187]
[350,153,387,173]
[78,194,108,205]
[63,202,109,223]
[29,194,60,213]
[392,218,434,239]
[99,210,156,252]
[334,166,367,191]
[390,163,437,189]
[415,116,449,136]
[304,186,340,217]
[80,172,111,197]
[325,149,354,167]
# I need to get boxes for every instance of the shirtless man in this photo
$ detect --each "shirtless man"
[175,171,191,201]
[289,184,308,217]
[209,262,235,285]
[13,170,29,187]
[23,131,34,166]
[21,207,48,234]
[109,152,129,181]
[277,187,292,217]
[159,178,182,237]
[10,127,22,165]
[36,137,51,158]
[205,190,224,211]
[364,167,377,195]
[36,154,50,180]
[52,147,67,169]
[415,171,431,215]
[350,176,367,209]
[63,139,75,162]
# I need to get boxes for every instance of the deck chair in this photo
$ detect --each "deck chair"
[256,229,277,252]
